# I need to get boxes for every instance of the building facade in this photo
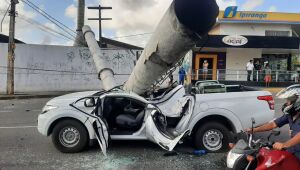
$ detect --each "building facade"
[190,6,300,83]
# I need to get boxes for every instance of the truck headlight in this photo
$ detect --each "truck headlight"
[227,150,243,168]
[41,105,58,114]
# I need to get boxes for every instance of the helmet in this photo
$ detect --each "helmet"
[276,85,300,115]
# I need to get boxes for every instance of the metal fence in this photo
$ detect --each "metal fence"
[191,69,300,82]
[1,66,299,83]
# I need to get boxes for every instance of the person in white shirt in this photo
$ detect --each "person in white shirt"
[246,60,254,81]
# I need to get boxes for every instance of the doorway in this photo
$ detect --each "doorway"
[195,54,217,80]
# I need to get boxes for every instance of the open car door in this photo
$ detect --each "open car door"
[90,115,109,156]
[70,97,109,156]
[144,105,189,151]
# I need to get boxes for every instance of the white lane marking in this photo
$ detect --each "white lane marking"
[0,126,37,129]
[0,110,12,113]
[0,109,41,113]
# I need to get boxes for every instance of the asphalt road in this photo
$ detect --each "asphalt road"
[0,95,289,170]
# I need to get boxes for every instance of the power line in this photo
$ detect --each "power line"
[0,5,10,32]
[20,0,76,38]
[0,10,74,41]
[19,0,76,39]
[23,0,76,34]
[0,66,94,74]
[111,32,153,39]
[0,66,131,76]
[4,1,152,42]
[18,15,75,41]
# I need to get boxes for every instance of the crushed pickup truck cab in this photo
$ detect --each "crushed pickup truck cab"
[38,85,274,155]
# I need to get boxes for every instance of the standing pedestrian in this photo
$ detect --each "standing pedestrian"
[178,67,186,85]
[246,60,254,81]
[264,63,272,87]
[202,60,209,80]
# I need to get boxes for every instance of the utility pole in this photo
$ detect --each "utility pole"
[7,0,19,95]
[87,5,112,45]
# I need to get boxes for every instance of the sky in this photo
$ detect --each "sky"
[1,0,300,47]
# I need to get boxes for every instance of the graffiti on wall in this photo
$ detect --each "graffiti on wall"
[110,52,135,74]
[0,43,143,92]
[79,48,93,67]
[67,51,75,62]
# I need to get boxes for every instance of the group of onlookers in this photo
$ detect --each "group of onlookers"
[246,60,272,87]
[176,59,274,88]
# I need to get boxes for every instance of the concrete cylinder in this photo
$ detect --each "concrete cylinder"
[74,0,86,46]
[123,0,219,94]
[82,25,116,90]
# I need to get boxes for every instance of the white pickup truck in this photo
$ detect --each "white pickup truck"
[37,85,274,155]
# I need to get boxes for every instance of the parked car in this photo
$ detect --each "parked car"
[37,85,274,155]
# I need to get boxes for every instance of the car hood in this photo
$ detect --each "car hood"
[46,91,98,106]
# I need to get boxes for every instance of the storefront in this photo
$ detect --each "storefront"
[190,6,300,82]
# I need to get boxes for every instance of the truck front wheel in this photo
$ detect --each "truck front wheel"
[52,119,88,153]
[194,122,231,152]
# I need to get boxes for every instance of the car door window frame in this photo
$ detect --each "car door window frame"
[146,104,175,139]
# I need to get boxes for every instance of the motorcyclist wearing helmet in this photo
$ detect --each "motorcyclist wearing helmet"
[246,85,300,161]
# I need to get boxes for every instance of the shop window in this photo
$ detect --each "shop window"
[292,54,300,71]
[262,54,288,71]
[265,30,290,37]
[262,54,295,82]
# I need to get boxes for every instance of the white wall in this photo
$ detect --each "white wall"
[220,23,292,36]
[225,48,262,81]
[0,43,141,93]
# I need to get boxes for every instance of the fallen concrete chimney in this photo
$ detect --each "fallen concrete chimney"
[124,0,219,95]
[82,25,116,90]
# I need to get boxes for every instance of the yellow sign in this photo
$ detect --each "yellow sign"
[219,8,300,24]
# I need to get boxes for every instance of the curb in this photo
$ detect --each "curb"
[0,94,61,100]
[0,91,79,100]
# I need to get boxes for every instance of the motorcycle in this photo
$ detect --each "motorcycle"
[226,118,300,170]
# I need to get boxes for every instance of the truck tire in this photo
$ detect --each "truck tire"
[194,121,232,152]
[52,119,88,153]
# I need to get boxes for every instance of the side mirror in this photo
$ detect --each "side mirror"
[84,98,96,107]
[251,117,256,125]
[271,130,280,136]
[268,129,280,141]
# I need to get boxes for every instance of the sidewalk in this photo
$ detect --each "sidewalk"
[0,91,74,100]
[260,87,283,94]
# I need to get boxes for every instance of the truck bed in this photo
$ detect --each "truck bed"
[193,90,275,131]
[225,85,258,92]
